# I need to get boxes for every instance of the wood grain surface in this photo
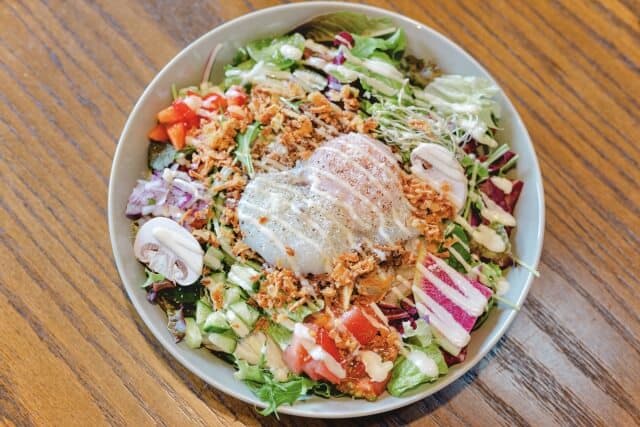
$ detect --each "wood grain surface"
[1,1,639,426]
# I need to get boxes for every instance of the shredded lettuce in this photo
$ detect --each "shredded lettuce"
[142,269,165,288]
[418,75,501,130]
[402,318,433,347]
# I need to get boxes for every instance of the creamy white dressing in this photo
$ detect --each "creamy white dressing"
[455,215,507,253]
[360,350,394,382]
[406,350,439,378]
[495,277,510,296]
[480,192,516,227]
[369,303,390,326]
[447,246,475,275]
[490,176,513,194]
[237,213,302,273]
[304,39,331,55]
[314,145,413,236]
[412,285,471,350]
[410,144,467,212]
[305,55,398,95]
[323,63,360,82]
[294,324,346,380]
[363,58,405,82]
[360,307,388,331]
[473,225,506,253]
[238,198,329,268]
[239,134,416,275]
[279,44,303,61]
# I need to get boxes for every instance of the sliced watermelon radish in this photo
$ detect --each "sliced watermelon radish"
[412,246,492,356]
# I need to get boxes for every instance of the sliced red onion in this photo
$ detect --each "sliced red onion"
[126,167,210,220]
[327,75,342,91]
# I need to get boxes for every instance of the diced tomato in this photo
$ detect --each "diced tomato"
[225,85,248,106]
[283,338,308,374]
[166,122,186,150]
[316,327,342,361]
[157,101,199,129]
[341,307,378,345]
[147,123,169,142]
[157,104,181,124]
[171,101,199,128]
[202,93,227,111]
[303,359,342,385]
[355,376,389,397]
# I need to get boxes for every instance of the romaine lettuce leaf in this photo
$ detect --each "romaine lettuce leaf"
[246,33,305,70]
[351,28,407,60]
[387,344,447,396]
[237,362,316,418]
[267,322,293,351]
[294,12,396,42]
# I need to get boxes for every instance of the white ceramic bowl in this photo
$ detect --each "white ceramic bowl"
[108,2,545,418]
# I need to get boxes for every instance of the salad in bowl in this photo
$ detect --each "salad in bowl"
[118,10,538,417]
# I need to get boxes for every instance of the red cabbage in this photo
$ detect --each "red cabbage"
[333,31,354,49]
[479,179,523,215]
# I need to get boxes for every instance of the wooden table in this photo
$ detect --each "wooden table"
[1,1,638,425]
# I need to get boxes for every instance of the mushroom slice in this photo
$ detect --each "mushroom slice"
[410,143,467,212]
[134,217,203,286]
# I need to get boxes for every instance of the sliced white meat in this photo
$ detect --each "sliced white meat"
[238,133,418,275]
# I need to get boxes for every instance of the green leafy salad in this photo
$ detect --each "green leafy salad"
[125,12,534,416]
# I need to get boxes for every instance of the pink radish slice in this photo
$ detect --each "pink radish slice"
[413,250,492,355]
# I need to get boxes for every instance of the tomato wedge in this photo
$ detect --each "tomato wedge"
[157,101,199,129]
[341,307,378,345]
[147,124,169,142]
[166,122,186,150]
[283,324,345,385]
[283,336,308,374]
[303,359,342,385]
[225,85,248,106]
[202,93,227,111]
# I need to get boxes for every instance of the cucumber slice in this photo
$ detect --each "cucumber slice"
[226,309,250,337]
[229,301,260,328]
[224,286,245,306]
[208,332,237,354]
[195,300,213,327]
[209,271,226,284]
[204,246,225,271]
[184,318,202,349]
[227,264,260,293]
[202,311,230,333]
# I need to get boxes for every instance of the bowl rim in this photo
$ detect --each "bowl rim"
[108,1,545,418]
